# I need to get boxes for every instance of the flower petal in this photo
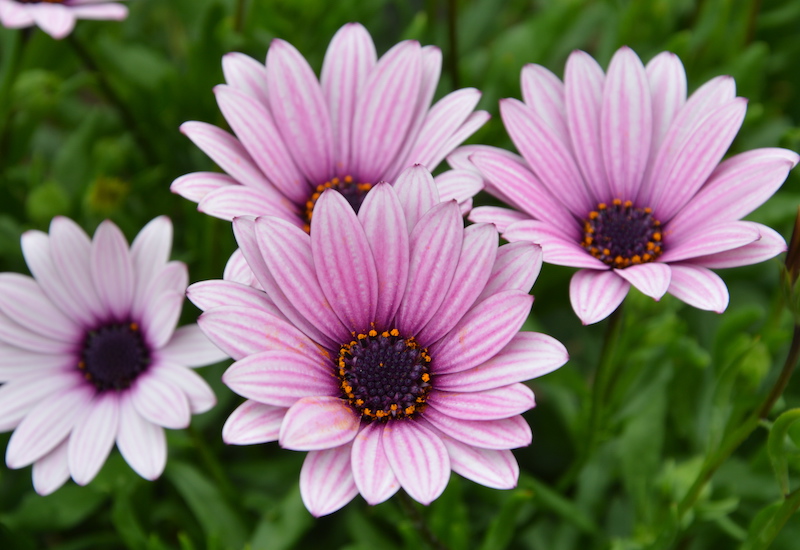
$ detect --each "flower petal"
[430,290,533,375]
[434,169,484,205]
[116,393,166,480]
[569,269,629,325]
[68,392,119,486]
[198,180,299,222]
[428,384,535,420]
[222,52,269,107]
[667,264,729,313]
[687,224,786,269]
[468,206,529,233]
[187,280,278,316]
[392,164,441,234]
[477,241,542,302]
[130,370,191,429]
[153,361,217,414]
[267,39,334,185]
[614,262,671,301]
[422,410,531,450]
[91,220,134,321]
[171,172,235,204]
[157,324,229,368]
[0,370,80,431]
[645,52,686,160]
[522,63,568,143]
[279,396,359,451]
[351,422,400,505]
[659,221,760,263]
[0,345,73,382]
[139,290,183,350]
[29,4,75,39]
[437,332,568,392]
[300,444,358,517]
[0,273,81,342]
[222,400,285,445]
[441,435,519,489]
[222,350,337,408]
[32,439,70,496]
[383,420,449,505]
[49,217,104,323]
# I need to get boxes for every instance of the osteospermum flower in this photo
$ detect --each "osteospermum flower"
[0,217,227,494]
[0,0,128,40]
[453,47,799,324]
[188,165,568,516]
[171,22,487,231]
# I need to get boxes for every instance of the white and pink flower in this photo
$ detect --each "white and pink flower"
[0,0,128,39]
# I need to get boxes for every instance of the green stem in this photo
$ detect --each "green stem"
[557,303,626,490]
[397,491,450,550]
[187,425,239,506]
[66,34,160,167]
[744,487,800,550]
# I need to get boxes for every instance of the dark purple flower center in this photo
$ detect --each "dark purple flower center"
[337,328,431,421]
[304,175,372,232]
[581,199,663,268]
[79,322,151,392]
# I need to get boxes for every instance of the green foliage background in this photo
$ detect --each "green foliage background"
[2,0,800,548]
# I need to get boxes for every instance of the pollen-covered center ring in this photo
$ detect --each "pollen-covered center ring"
[303,175,373,232]
[581,199,663,268]
[79,322,151,392]
[338,328,432,420]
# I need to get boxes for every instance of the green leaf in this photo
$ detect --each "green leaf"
[0,485,106,531]
[768,408,800,495]
[478,488,534,550]
[248,485,313,550]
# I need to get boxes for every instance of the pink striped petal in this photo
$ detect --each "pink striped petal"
[351,422,399,505]
[614,262,671,301]
[91,220,134,320]
[666,149,799,241]
[521,63,568,142]
[429,384,534,420]
[477,242,542,302]
[311,190,378,331]
[0,346,74,382]
[139,290,183,350]
[500,98,591,217]
[0,1,35,27]
[469,149,579,235]
[49,217,104,322]
[503,220,606,269]
[434,169,483,204]
[0,273,81,342]
[441,435,519,489]
[222,52,269,106]
[68,4,128,20]
[358,183,410,327]
[223,249,258,287]
[422,410,531,450]
[198,185,299,222]
[645,52,687,161]
[667,264,729,312]
[116,394,166,480]
[569,269,629,325]
[468,206,529,233]
[68,392,119,485]
[131,216,172,297]
[171,172,235,203]
[267,39,334,185]
[383,420,449,505]
[187,279,277,315]
[222,350,336,407]
[395,202,463,335]
[688,224,786,269]
[565,50,609,201]
[215,85,308,203]
[0,371,80,431]
[660,221,760,263]
[29,4,75,39]
[279,396,359,451]
[154,361,217,414]
[6,383,94,469]
[428,111,491,171]
[392,164,440,233]
[180,121,273,191]
[418,223,498,344]
[437,332,568,392]
[430,290,533,375]
[0,310,74,354]
[130,370,191,429]
[197,305,321,361]
[654,99,747,221]
[447,144,525,174]
[222,400,285,445]
[300,444,358,517]
[32,439,69,496]
[157,324,229,367]
[321,23,377,170]
[351,41,422,183]
[601,47,652,201]
[255,217,350,343]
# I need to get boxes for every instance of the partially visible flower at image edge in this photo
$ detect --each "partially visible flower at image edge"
[451,46,799,325]
[171,21,487,231]
[188,165,569,516]
[0,0,128,40]
[0,216,228,494]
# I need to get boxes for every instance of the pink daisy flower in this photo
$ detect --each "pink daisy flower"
[0,217,227,494]
[188,165,568,516]
[0,0,128,40]
[453,47,799,325]
[171,22,488,231]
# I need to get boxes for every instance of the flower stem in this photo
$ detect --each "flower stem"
[187,425,239,506]
[743,487,800,550]
[557,304,626,490]
[66,34,160,167]
[397,491,450,550]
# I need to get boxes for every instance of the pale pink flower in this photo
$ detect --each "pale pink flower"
[0,217,227,494]
[171,22,487,231]
[452,47,799,324]
[188,166,568,516]
[0,0,128,39]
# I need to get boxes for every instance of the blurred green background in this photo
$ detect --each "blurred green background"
[2,0,800,548]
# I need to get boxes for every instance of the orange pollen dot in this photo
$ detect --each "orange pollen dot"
[303,175,373,232]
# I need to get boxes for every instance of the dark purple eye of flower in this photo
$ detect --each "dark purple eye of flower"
[581,198,663,268]
[337,328,431,421]
[304,175,373,232]
[79,322,151,392]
